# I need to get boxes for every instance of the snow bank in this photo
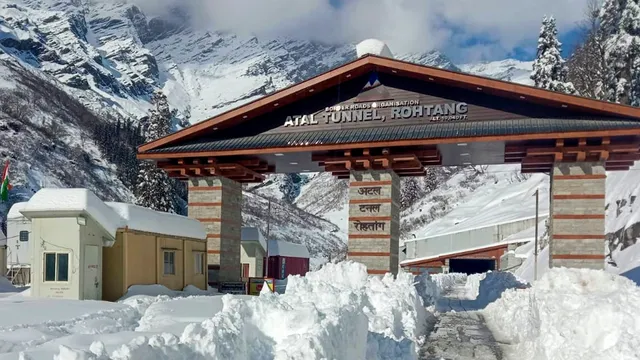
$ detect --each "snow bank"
[430,273,467,292]
[106,202,206,240]
[55,261,432,360]
[514,245,550,283]
[484,268,640,360]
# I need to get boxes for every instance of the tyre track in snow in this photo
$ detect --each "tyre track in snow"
[419,280,504,360]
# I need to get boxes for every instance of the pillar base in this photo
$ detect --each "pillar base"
[347,170,400,276]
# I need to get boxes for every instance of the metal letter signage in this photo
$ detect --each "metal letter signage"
[283,100,469,127]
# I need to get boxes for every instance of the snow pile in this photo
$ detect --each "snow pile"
[461,272,528,309]
[515,245,550,283]
[53,261,431,360]
[356,39,394,58]
[414,272,441,307]
[431,273,467,292]
[484,268,640,360]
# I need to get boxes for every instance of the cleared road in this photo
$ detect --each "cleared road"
[419,279,504,360]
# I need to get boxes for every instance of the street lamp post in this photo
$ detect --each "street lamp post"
[533,188,539,281]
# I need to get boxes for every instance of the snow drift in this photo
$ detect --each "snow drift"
[484,268,640,360]
[53,261,435,360]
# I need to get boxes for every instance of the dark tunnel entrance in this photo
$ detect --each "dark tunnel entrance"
[449,258,495,275]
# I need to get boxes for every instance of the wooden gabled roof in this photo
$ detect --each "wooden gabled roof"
[138,54,640,154]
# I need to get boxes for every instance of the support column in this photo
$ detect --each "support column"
[549,162,606,270]
[188,177,242,283]
[348,170,400,276]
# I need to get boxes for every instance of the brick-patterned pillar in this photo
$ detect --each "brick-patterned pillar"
[188,177,242,282]
[549,162,606,269]
[347,170,400,276]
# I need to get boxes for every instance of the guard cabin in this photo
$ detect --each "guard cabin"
[18,188,208,301]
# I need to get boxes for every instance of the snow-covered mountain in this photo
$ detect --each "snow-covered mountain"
[0,0,461,261]
[0,0,634,266]
[459,59,534,85]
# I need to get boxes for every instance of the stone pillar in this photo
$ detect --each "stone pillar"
[347,170,400,276]
[188,177,242,282]
[549,162,606,270]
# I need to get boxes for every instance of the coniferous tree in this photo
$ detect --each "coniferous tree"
[567,1,609,100]
[599,0,640,104]
[531,16,578,94]
[135,90,176,213]
[400,177,422,210]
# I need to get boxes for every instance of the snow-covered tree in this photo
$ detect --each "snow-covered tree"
[630,38,640,106]
[531,16,578,94]
[567,0,609,100]
[400,177,422,210]
[599,0,640,104]
[135,90,176,213]
[279,173,308,203]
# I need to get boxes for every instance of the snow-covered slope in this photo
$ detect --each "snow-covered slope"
[0,0,459,260]
[1,0,636,268]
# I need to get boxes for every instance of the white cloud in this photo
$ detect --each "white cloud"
[130,0,591,60]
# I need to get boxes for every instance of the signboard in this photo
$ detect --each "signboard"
[248,277,274,296]
[282,100,469,128]
[218,281,246,295]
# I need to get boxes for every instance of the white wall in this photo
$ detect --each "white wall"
[7,217,32,268]
[241,242,265,278]
[31,217,82,299]
[405,217,546,260]
[30,216,106,300]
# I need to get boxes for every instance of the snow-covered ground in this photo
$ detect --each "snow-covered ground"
[485,268,640,360]
[0,262,437,360]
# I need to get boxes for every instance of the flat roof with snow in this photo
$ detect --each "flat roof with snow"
[267,240,310,258]
[241,226,267,251]
[7,202,28,220]
[18,188,206,240]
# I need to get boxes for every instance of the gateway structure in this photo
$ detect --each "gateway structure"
[138,42,640,280]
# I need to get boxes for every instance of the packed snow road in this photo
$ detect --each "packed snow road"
[419,278,504,360]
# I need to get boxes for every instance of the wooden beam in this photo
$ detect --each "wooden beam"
[527,143,640,157]
[607,153,640,162]
[139,128,640,160]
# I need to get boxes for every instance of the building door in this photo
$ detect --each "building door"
[83,245,101,300]
[242,263,250,278]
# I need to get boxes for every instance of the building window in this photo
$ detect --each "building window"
[194,252,204,275]
[163,251,175,275]
[19,231,28,242]
[43,253,69,282]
